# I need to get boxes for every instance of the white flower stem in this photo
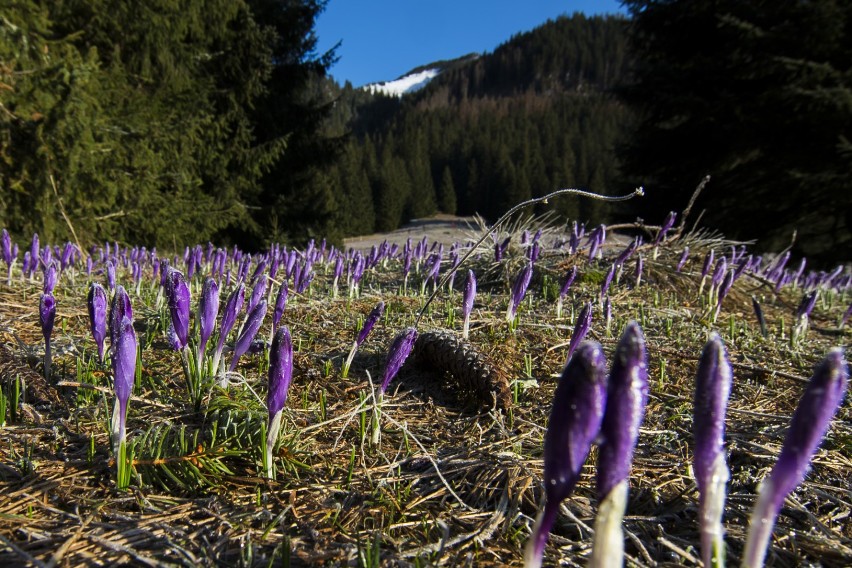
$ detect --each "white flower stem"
[265,410,283,479]
[590,480,628,568]
[742,478,780,568]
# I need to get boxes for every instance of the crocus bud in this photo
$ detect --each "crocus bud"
[88,282,108,363]
[1,229,12,265]
[743,348,848,568]
[106,260,116,291]
[567,301,593,359]
[39,292,56,342]
[357,301,385,347]
[165,268,190,351]
[598,322,648,495]
[109,285,133,348]
[525,342,608,568]
[230,299,267,371]
[198,277,219,356]
[559,266,578,300]
[265,325,294,478]
[693,334,733,568]
[273,281,288,330]
[507,263,533,322]
[380,327,418,394]
[111,316,137,454]
[654,211,677,245]
[676,247,690,272]
[248,274,267,313]
[462,270,477,339]
[43,262,57,295]
[592,322,648,568]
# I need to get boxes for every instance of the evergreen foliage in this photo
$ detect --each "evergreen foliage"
[620,0,852,263]
[1,0,337,248]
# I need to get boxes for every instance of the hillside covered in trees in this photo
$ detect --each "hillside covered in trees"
[322,14,634,238]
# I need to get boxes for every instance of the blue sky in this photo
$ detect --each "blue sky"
[315,1,627,87]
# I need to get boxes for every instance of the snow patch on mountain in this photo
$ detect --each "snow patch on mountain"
[363,68,440,97]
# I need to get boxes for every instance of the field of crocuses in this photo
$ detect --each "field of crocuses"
[0,203,850,566]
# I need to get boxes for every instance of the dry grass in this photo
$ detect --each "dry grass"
[0,227,850,567]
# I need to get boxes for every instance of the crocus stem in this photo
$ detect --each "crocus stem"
[523,500,558,568]
[266,410,283,479]
[44,339,51,381]
[462,315,470,340]
[700,453,729,568]
[342,341,358,378]
[590,480,628,568]
[370,392,382,447]
[111,398,126,456]
[742,478,782,568]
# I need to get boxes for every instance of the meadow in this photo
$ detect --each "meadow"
[0,195,850,567]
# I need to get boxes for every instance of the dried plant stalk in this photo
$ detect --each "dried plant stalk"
[413,329,511,410]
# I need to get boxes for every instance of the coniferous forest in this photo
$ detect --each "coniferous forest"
[2,1,851,262]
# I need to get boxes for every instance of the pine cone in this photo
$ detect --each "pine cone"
[413,329,511,410]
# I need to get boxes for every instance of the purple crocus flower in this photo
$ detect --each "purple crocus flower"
[230,299,267,371]
[165,268,191,351]
[380,327,418,394]
[357,301,385,347]
[198,277,219,358]
[676,247,690,272]
[272,281,288,331]
[556,266,578,319]
[462,270,477,340]
[600,264,615,303]
[693,334,733,568]
[109,285,133,349]
[743,349,848,568]
[106,260,116,291]
[795,290,818,321]
[591,323,648,567]
[43,262,57,295]
[265,325,294,478]
[248,274,267,313]
[507,263,534,323]
[567,301,593,359]
[110,316,137,454]
[701,250,715,278]
[654,211,677,245]
[87,282,108,363]
[525,342,608,568]
[39,293,56,380]
[212,283,245,376]
[2,229,16,285]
